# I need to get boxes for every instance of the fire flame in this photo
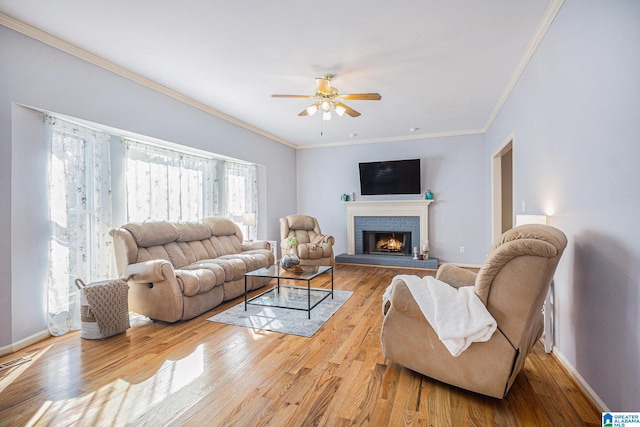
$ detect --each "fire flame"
[378,234,403,252]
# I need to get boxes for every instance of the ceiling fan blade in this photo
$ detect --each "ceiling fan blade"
[340,93,382,101]
[271,94,313,98]
[316,78,332,94]
[298,103,320,117]
[334,102,361,117]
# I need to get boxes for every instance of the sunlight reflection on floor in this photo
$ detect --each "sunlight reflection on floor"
[26,344,205,425]
[0,345,52,394]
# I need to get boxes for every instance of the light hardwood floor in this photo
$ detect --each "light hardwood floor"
[0,264,601,426]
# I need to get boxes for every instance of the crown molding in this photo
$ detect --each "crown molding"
[483,0,565,131]
[0,13,297,149]
[296,127,486,150]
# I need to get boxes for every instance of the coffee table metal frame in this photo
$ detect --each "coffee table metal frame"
[244,264,334,319]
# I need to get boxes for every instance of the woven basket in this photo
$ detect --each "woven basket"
[75,278,130,340]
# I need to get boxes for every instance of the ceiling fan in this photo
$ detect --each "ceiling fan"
[271,74,381,121]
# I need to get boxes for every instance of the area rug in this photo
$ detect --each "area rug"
[207,288,353,337]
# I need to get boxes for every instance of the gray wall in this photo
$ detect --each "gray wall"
[0,26,297,349]
[486,0,640,410]
[295,134,486,264]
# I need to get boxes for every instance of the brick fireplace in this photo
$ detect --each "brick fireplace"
[345,200,432,255]
[336,200,437,269]
[355,216,420,255]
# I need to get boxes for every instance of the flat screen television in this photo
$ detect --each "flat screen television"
[359,159,421,195]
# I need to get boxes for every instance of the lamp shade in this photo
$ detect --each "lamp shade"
[242,212,256,226]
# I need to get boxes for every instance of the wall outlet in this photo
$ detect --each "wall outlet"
[459,246,465,253]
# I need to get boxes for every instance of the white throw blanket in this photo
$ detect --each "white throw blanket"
[383,275,497,357]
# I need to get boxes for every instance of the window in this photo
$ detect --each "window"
[46,117,113,335]
[224,161,258,239]
[125,141,219,222]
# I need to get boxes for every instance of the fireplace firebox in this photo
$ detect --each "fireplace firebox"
[362,231,411,256]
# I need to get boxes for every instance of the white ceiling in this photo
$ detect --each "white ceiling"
[0,0,559,148]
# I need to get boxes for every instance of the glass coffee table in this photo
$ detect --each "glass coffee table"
[244,264,334,319]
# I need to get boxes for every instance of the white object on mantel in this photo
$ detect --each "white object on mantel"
[515,213,554,354]
[344,200,433,256]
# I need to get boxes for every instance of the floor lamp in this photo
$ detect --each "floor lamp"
[515,214,554,353]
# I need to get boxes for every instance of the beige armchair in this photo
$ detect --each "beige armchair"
[381,224,567,398]
[280,214,335,266]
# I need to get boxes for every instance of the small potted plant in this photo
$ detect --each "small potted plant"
[281,236,301,268]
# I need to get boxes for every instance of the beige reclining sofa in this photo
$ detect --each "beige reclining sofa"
[110,217,274,322]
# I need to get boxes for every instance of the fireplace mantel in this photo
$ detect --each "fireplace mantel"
[345,200,433,255]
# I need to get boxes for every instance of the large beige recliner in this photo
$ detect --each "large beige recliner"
[381,224,567,398]
[280,214,335,266]
[110,217,274,322]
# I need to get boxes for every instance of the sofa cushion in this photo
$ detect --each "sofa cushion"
[246,249,275,266]
[210,235,242,256]
[137,245,172,264]
[189,258,246,281]
[202,217,243,255]
[175,267,225,297]
[285,214,317,231]
[222,250,272,270]
[297,243,328,260]
[175,222,211,242]
[203,217,238,235]
[124,221,178,247]
[218,252,267,272]
[176,240,219,265]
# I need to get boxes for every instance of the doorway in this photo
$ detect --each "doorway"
[491,137,513,241]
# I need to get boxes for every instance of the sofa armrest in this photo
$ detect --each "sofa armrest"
[123,259,174,283]
[385,279,425,318]
[324,235,335,246]
[241,240,270,251]
[435,263,477,288]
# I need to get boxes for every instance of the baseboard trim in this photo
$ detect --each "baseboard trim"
[335,261,482,271]
[552,348,609,412]
[0,329,51,357]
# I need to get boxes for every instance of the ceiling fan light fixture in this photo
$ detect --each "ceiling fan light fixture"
[272,74,381,123]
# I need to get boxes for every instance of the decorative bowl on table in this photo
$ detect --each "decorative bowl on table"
[280,252,300,268]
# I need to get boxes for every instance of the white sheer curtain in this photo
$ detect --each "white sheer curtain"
[46,116,113,336]
[125,140,218,222]
[224,161,258,239]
